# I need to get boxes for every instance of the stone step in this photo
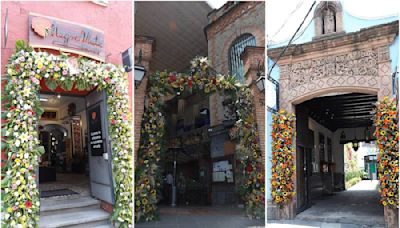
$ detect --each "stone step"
[40,197,100,216]
[39,207,110,228]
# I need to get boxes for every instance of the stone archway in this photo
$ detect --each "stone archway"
[268,20,398,220]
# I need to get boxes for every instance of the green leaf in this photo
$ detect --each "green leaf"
[45,79,58,91]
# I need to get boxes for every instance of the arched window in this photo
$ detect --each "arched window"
[229,34,256,82]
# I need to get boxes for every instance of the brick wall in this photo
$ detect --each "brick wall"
[205,2,265,126]
[134,36,155,161]
[242,47,265,163]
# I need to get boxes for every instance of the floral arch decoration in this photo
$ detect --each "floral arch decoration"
[134,57,265,222]
[374,97,399,209]
[271,109,296,205]
[1,41,133,227]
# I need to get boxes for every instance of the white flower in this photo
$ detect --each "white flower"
[24,153,29,159]
[15,140,21,147]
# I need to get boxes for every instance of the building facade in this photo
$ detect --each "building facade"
[1,1,133,226]
[134,1,265,218]
[267,1,398,227]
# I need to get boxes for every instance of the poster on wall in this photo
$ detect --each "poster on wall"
[88,105,103,156]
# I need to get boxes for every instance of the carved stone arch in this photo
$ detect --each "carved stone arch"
[314,1,344,37]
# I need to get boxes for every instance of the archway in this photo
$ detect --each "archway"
[2,41,133,227]
[134,57,265,222]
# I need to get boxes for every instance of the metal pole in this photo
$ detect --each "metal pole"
[171,149,177,207]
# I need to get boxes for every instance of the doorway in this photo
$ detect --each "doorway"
[38,90,114,204]
[38,93,90,199]
[294,92,384,226]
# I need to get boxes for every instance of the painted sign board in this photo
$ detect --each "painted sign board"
[88,105,103,156]
[28,13,105,61]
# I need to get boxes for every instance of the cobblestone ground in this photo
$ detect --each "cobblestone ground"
[135,206,265,228]
[269,180,384,228]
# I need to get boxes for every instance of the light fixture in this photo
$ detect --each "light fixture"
[255,75,265,93]
[352,139,359,152]
[57,94,61,99]
[340,130,346,141]
[40,97,48,102]
[134,49,146,88]
[135,65,146,88]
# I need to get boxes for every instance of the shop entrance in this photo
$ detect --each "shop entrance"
[159,93,237,208]
[38,90,114,204]
[294,92,384,226]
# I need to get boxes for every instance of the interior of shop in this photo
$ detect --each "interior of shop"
[38,92,90,198]
[160,92,237,207]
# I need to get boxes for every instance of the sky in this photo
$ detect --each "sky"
[206,0,227,9]
[267,0,399,43]
[207,0,399,44]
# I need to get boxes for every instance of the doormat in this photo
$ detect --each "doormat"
[40,189,78,198]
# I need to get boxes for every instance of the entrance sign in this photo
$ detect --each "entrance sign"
[88,105,103,156]
[29,13,105,61]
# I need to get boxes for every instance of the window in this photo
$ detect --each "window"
[229,34,256,82]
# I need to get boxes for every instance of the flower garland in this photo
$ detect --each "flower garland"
[374,97,399,208]
[135,56,265,221]
[1,41,133,227]
[271,109,296,205]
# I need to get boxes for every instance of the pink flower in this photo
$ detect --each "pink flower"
[30,76,40,85]
[62,70,68,76]
[111,119,117,125]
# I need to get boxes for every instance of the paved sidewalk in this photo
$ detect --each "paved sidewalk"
[268,219,383,228]
[294,180,384,227]
[135,206,265,228]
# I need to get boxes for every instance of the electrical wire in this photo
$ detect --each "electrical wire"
[269,0,305,41]
[267,1,317,78]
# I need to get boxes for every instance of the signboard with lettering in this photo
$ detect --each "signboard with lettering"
[88,105,103,156]
[29,13,105,61]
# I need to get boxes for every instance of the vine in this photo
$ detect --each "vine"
[134,57,265,221]
[1,41,133,227]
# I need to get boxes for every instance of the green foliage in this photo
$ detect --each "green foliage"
[15,40,33,52]
[346,177,361,189]
[345,170,363,182]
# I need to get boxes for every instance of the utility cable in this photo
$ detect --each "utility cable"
[267,0,316,78]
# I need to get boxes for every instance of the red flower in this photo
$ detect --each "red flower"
[25,201,32,209]
[212,79,217,84]
[246,164,253,173]
[111,119,117,125]
[168,73,176,82]
[104,77,110,83]
[15,65,20,72]
[9,106,16,111]
[188,80,193,88]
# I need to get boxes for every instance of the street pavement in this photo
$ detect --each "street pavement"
[270,180,384,227]
[135,206,265,228]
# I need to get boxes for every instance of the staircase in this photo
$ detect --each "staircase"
[39,196,112,228]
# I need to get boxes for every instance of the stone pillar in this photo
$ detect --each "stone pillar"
[384,206,399,228]
[377,46,393,100]
[134,36,155,161]
[241,46,265,163]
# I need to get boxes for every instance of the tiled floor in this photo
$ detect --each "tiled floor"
[40,172,90,201]
[135,206,265,228]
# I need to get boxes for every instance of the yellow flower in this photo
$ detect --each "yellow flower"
[53,73,59,79]
[7,207,13,213]
[37,62,43,69]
